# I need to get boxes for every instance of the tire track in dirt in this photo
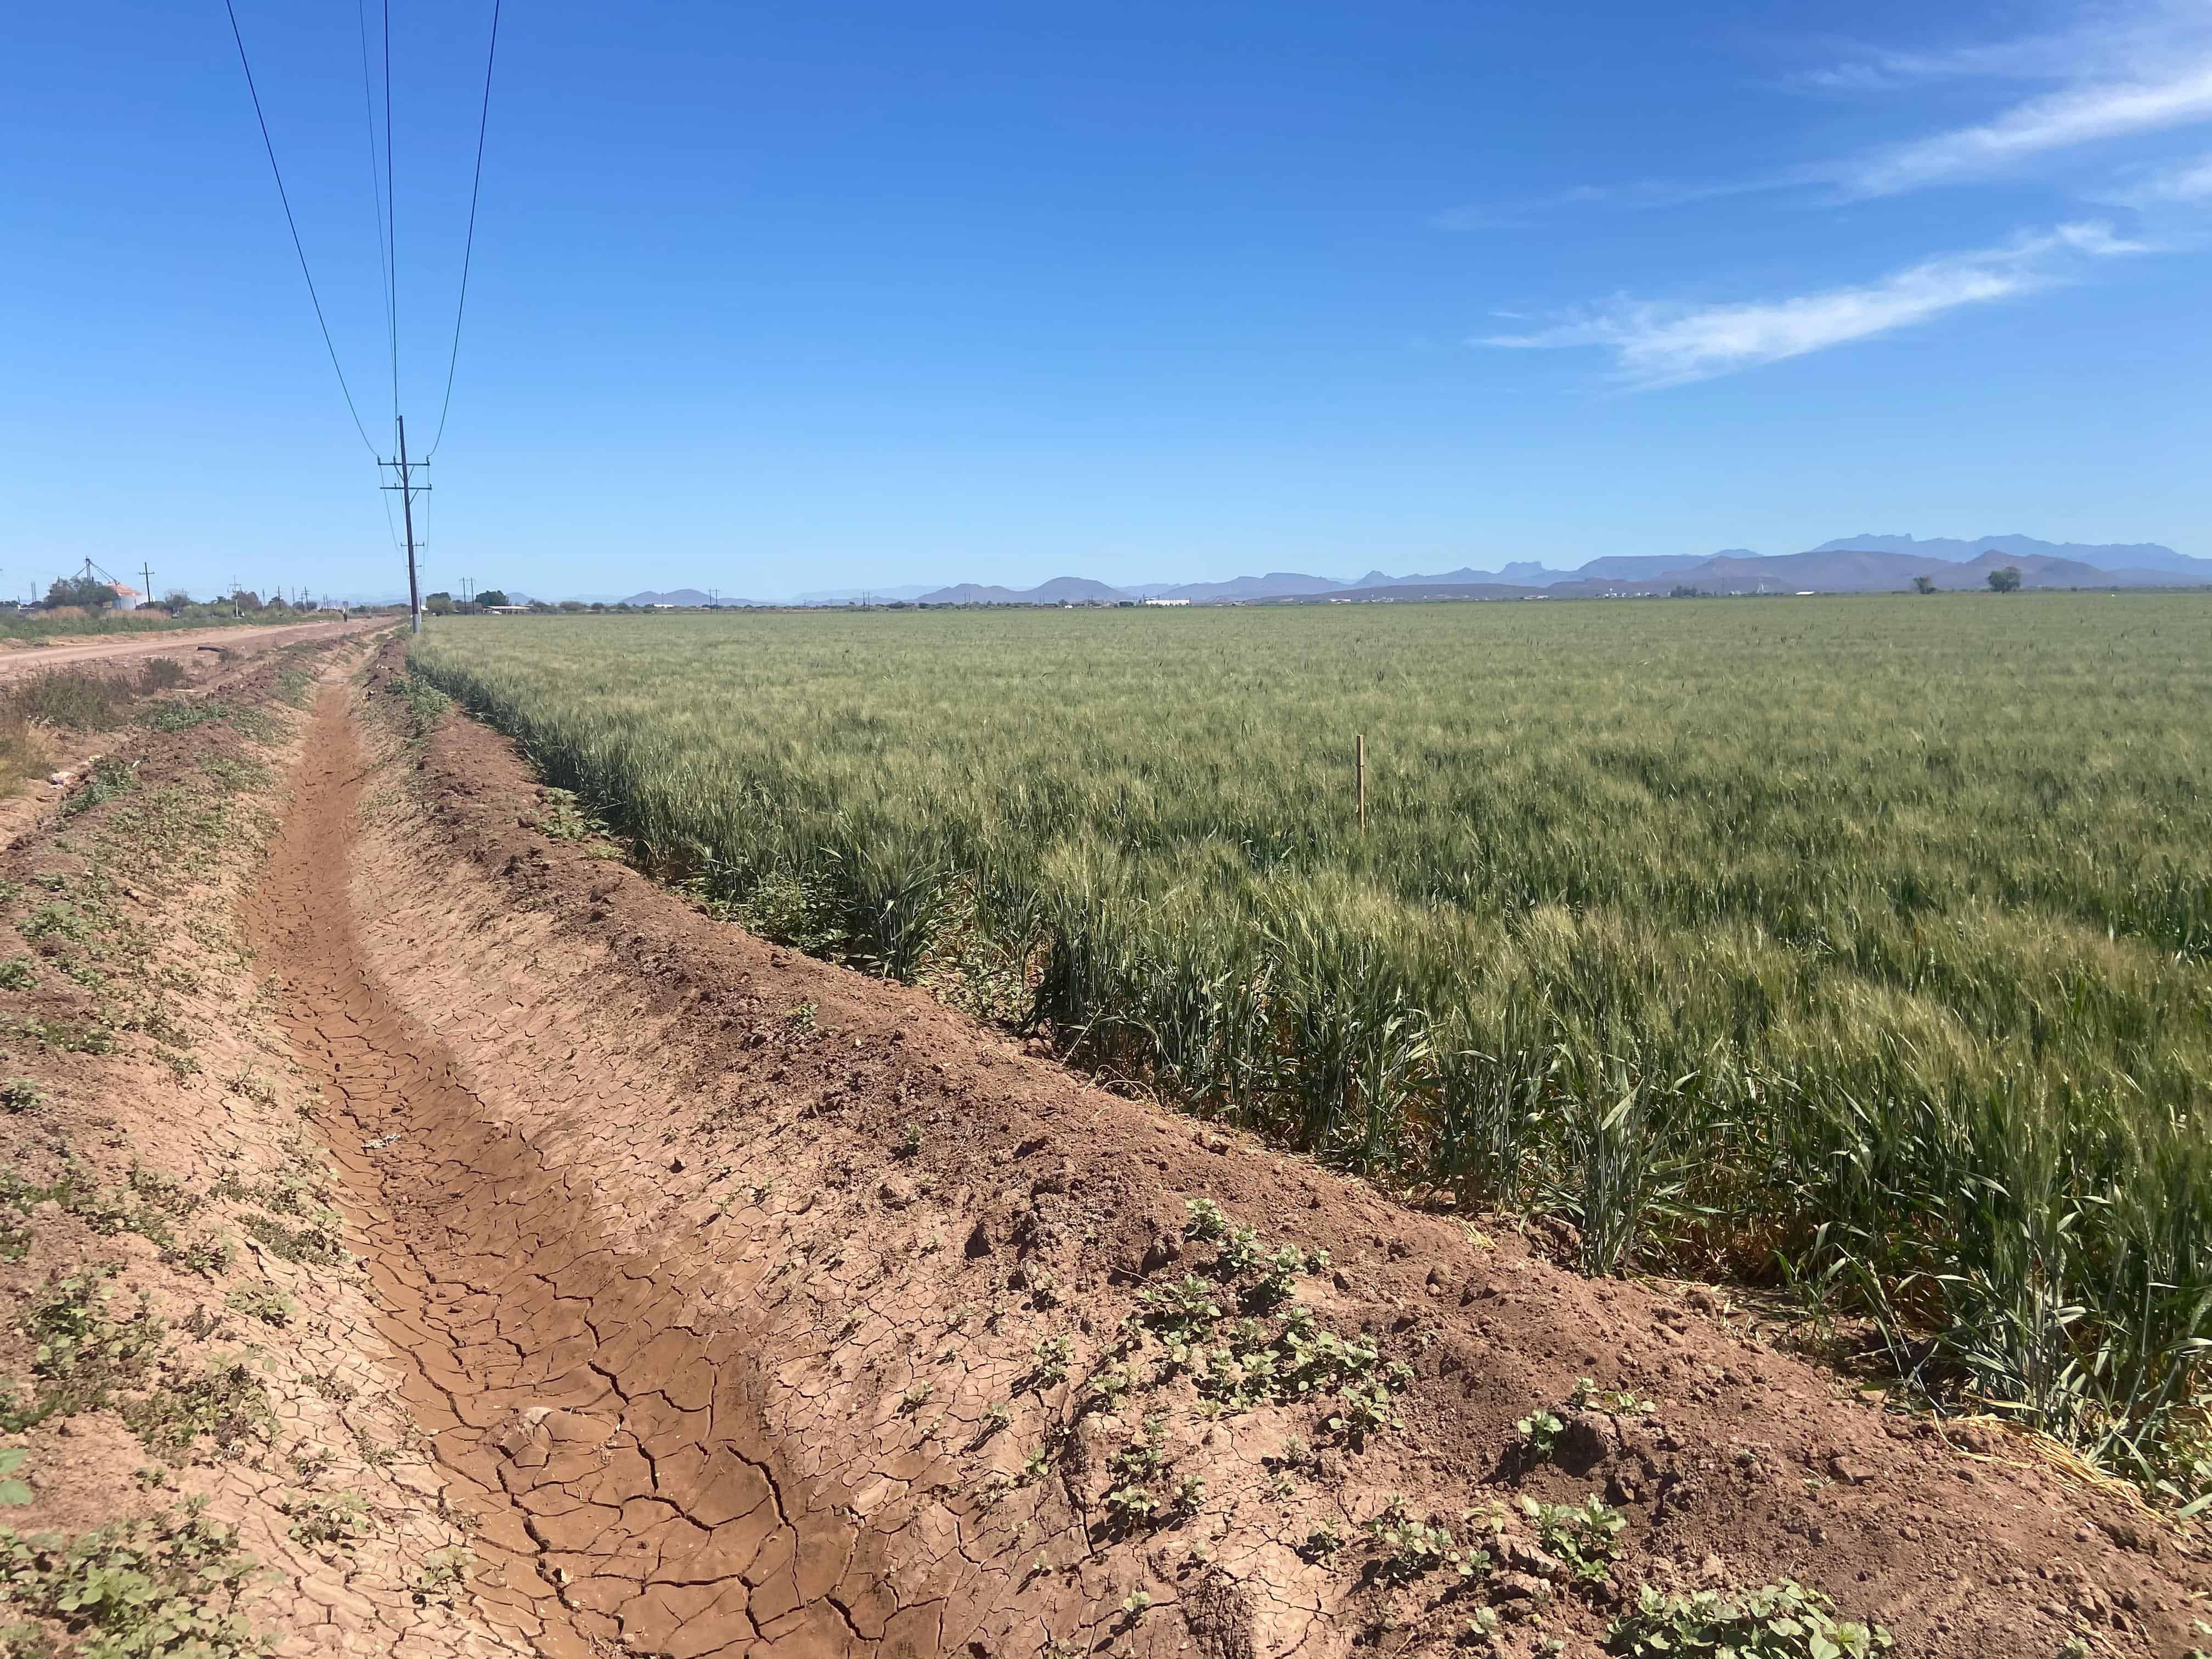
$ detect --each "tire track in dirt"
[246,691,870,1658]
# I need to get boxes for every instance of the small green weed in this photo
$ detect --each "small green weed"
[1516,1409,1565,1459]
[61,757,138,817]
[0,960,37,992]
[119,1358,275,1460]
[241,1214,345,1269]
[1521,1493,1626,1584]
[222,1286,295,1328]
[410,1546,471,1607]
[280,1491,368,1551]
[1030,1334,1073,1390]
[7,1271,162,1428]
[1361,1496,1487,1585]
[1300,1519,1342,1561]
[1183,1197,1228,1242]
[18,904,88,944]
[1606,1579,1893,1658]
[1569,1378,1655,1416]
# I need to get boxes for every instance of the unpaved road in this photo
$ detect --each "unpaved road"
[0,614,382,680]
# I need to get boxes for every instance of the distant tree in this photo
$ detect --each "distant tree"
[1987,566,2023,593]
[558,599,585,612]
[46,575,119,609]
[588,601,607,612]
[160,589,195,612]
[528,600,554,613]
[425,591,455,615]
[1669,584,1703,599]
[230,590,263,612]
[1912,575,1937,595]
[476,588,510,608]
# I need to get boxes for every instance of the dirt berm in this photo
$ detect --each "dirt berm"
[2,647,2206,1657]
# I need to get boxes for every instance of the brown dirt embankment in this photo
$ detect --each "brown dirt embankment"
[223,656,2208,1657]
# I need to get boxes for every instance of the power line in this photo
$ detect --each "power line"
[221,0,379,455]
[382,0,400,429]
[354,0,397,421]
[427,0,501,457]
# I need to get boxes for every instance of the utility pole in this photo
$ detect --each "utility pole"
[138,563,155,610]
[379,415,429,634]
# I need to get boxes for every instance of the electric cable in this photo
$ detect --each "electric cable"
[426,0,501,456]
[221,0,380,455]
[356,0,397,424]
[383,0,401,432]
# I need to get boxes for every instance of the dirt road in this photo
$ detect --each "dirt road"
[0,614,383,680]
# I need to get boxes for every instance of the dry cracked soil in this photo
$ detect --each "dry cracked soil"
[0,633,2207,1658]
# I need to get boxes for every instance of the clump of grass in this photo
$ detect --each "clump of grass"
[8,670,135,731]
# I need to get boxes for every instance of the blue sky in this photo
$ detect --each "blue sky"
[5,1,2210,601]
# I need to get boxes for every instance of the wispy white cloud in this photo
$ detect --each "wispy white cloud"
[1430,187,1609,233]
[1435,4,2212,227]
[1431,178,1771,232]
[1838,62,2212,195]
[1477,223,2152,388]
[2112,148,2212,202]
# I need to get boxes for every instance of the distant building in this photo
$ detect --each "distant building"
[1141,597,1190,606]
[111,584,145,612]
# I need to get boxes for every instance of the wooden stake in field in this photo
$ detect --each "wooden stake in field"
[1357,733,1366,834]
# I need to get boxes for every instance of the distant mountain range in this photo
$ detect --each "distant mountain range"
[1805,533,2209,577]
[896,535,2209,605]
[620,588,763,607]
[505,535,2203,610]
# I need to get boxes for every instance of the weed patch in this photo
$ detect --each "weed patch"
[8,672,134,732]
[1607,1579,1893,1657]
[0,1503,266,1658]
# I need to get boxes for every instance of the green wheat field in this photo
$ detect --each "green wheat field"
[413,591,2212,1494]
